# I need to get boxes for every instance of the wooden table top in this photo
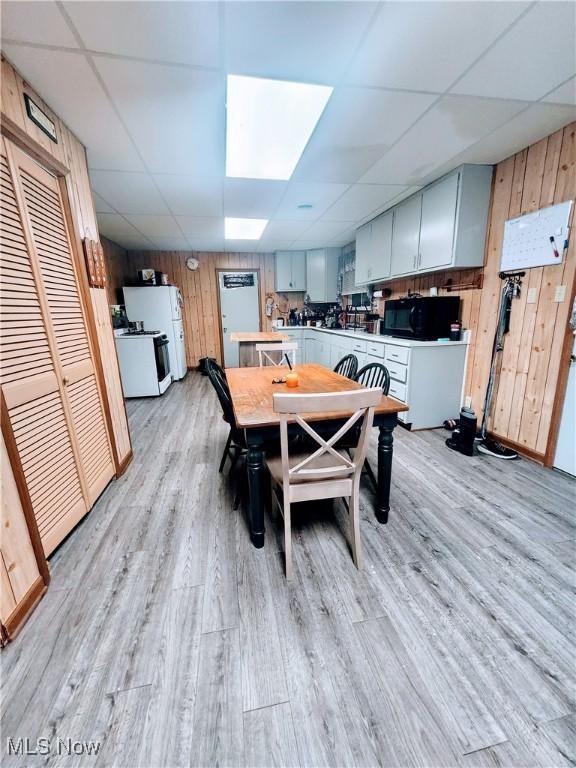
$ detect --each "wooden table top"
[230,331,289,343]
[226,363,409,429]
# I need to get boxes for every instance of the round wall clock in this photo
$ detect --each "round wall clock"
[186,256,199,271]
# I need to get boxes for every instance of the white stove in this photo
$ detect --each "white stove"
[115,329,172,397]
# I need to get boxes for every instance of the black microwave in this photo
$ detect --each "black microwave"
[380,296,461,341]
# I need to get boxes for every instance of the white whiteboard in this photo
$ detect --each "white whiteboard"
[501,200,573,271]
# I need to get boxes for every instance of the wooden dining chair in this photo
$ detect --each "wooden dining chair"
[334,353,358,380]
[206,359,247,509]
[256,341,298,367]
[266,387,382,579]
[354,361,390,392]
[353,362,390,490]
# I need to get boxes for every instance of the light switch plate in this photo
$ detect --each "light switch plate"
[527,287,538,304]
[554,285,567,303]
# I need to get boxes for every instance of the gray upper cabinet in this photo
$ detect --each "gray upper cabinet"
[275,251,306,291]
[355,164,492,282]
[355,211,392,286]
[354,222,372,285]
[419,172,459,271]
[391,195,422,277]
[306,248,340,302]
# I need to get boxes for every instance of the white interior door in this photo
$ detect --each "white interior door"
[218,271,260,367]
[554,335,576,476]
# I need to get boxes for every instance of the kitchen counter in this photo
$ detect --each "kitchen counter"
[277,326,469,347]
[231,330,290,367]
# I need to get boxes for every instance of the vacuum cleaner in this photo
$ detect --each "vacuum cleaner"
[445,272,523,460]
[476,272,524,460]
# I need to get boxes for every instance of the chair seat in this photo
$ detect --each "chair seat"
[266,449,352,485]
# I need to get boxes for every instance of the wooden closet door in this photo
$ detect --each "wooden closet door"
[1,140,114,553]
[1,140,86,555]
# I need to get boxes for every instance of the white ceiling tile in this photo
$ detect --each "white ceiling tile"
[124,215,180,238]
[290,239,332,250]
[259,220,311,241]
[2,45,144,172]
[322,184,408,222]
[175,216,224,242]
[293,87,436,183]
[90,171,169,214]
[225,1,377,84]
[224,179,288,218]
[187,240,225,253]
[223,240,265,253]
[63,1,220,68]
[298,220,350,241]
[257,240,295,252]
[542,77,576,106]
[96,213,152,249]
[152,175,223,217]
[149,236,190,251]
[452,2,576,101]
[275,182,349,220]
[1,1,78,47]
[347,1,529,92]
[360,95,527,185]
[92,192,115,214]
[448,103,576,167]
[94,57,224,175]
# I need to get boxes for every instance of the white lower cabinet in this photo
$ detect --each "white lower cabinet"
[275,328,468,429]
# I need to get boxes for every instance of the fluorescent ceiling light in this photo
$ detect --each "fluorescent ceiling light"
[226,74,333,181]
[225,217,268,240]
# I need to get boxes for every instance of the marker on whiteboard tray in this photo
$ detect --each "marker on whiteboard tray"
[550,236,560,258]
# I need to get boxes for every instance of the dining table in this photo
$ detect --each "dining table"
[226,363,409,548]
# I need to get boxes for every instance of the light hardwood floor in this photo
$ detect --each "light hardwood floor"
[1,372,575,767]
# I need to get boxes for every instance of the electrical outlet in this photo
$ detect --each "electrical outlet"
[464,396,472,408]
[527,287,538,304]
[554,285,567,303]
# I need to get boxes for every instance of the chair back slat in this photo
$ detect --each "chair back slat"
[354,362,390,394]
[256,341,298,367]
[206,359,235,424]
[333,353,358,380]
[273,388,381,488]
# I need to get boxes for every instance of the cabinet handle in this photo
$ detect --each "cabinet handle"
[62,376,70,386]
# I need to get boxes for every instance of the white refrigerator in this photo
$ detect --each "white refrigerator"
[123,286,187,380]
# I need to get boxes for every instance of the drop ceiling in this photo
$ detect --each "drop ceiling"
[2,1,575,252]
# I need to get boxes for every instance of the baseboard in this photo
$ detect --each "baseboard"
[116,449,133,478]
[3,576,47,643]
[487,432,545,464]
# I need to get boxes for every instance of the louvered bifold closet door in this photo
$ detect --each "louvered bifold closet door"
[1,139,86,555]
[9,144,114,511]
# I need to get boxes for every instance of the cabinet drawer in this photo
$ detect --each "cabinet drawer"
[385,346,409,365]
[386,361,407,383]
[388,380,407,402]
[367,342,384,358]
[351,339,367,353]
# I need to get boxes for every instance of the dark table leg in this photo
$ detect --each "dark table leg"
[376,422,395,524]
[246,439,265,548]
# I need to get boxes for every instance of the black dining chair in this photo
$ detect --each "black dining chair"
[354,362,391,392]
[334,353,359,380]
[352,362,391,491]
[206,359,247,509]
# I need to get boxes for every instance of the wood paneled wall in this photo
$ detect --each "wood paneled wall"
[104,248,305,368]
[371,123,575,461]
[1,55,132,468]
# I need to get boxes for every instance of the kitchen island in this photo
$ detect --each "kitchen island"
[230,331,290,367]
